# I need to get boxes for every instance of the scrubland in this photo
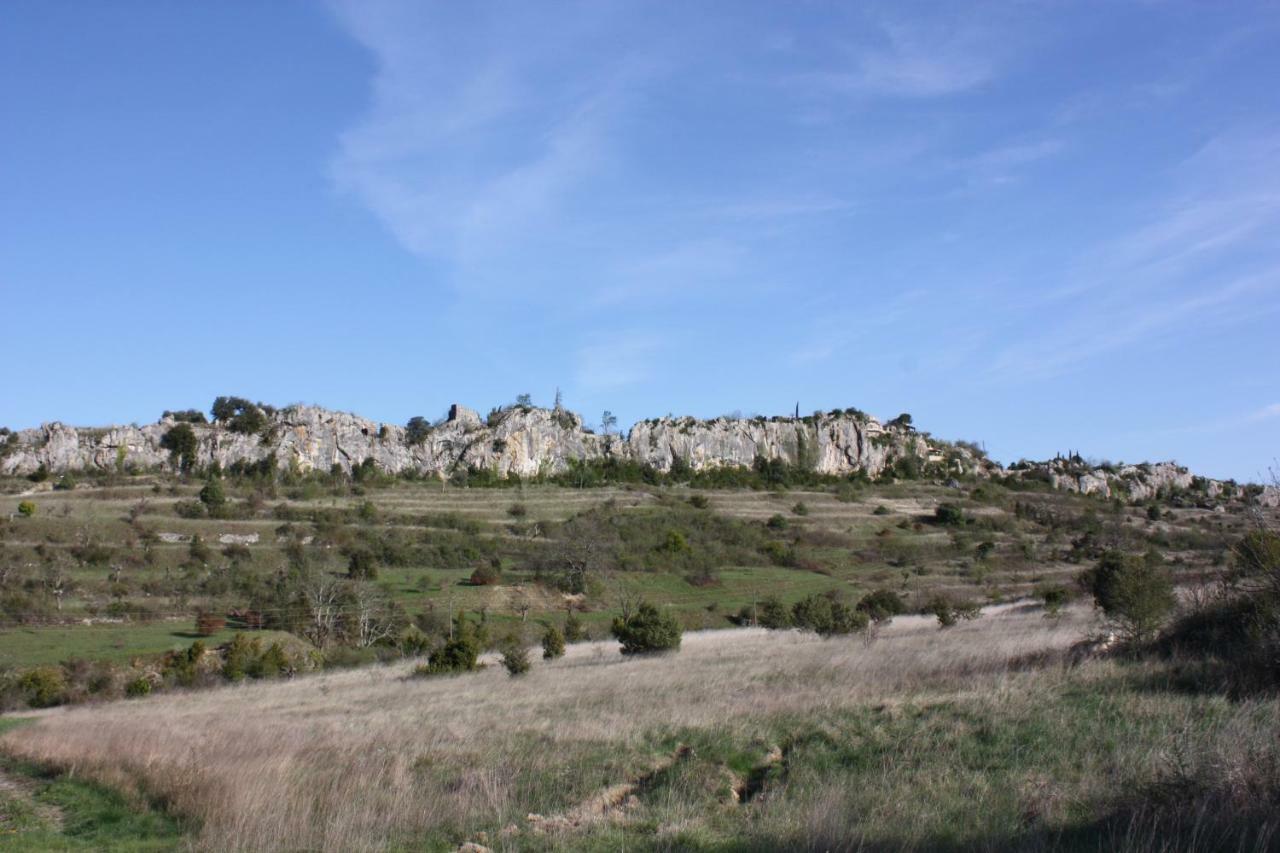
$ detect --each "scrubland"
[5,602,1278,851]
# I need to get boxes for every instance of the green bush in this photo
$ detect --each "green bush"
[688,494,710,509]
[1036,584,1071,616]
[766,514,789,530]
[1080,549,1175,643]
[347,549,379,580]
[18,666,67,708]
[872,505,890,516]
[199,477,226,514]
[542,624,565,659]
[160,423,199,471]
[925,595,981,628]
[564,610,586,643]
[934,504,966,526]
[611,602,682,655]
[791,593,868,636]
[468,563,501,586]
[422,613,482,674]
[856,589,906,624]
[792,502,809,516]
[17,500,35,518]
[125,675,153,698]
[757,595,792,629]
[173,499,205,519]
[499,636,531,676]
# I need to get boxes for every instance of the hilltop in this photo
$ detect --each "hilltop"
[3,398,1274,507]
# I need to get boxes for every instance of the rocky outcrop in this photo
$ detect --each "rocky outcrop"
[0,403,1265,505]
[0,404,989,482]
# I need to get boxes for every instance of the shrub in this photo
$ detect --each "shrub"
[17,501,35,518]
[611,602,682,655]
[1147,504,1162,521]
[347,549,378,580]
[792,502,809,516]
[766,514,789,530]
[542,624,565,659]
[564,610,586,643]
[791,593,868,636]
[757,595,792,629]
[925,595,981,628]
[856,589,906,624]
[468,563,501,586]
[1080,549,1175,643]
[423,613,482,674]
[499,636,531,676]
[195,612,227,636]
[173,499,205,519]
[872,505,890,516]
[688,494,710,509]
[1036,584,1071,616]
[125,675,153,698]
[18,666,66,708]
[199,477,226,514]
[507,503,528,518]
[934,503,966,526]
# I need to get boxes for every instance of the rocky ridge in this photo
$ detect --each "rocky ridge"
[1,403,1273,506]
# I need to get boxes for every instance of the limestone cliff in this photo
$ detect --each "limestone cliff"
[1,403,1270,506]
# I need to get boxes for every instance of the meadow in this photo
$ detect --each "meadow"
[3,603,1278,851]
[1,470,1275,850]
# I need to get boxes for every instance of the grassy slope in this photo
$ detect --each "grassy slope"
[0,719,185,851]
[3,606,1276,851]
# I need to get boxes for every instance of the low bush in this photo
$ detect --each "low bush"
[499,636,531,676]
[757,595,792,629]
[542,624,565,659]
[611,602,682,655]
[856,589,906,624]
[925,595,982,628]
[791,593,868,636]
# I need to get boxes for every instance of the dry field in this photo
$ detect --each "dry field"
[8,601,1279,851]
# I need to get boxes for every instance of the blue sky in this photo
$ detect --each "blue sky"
[2,1,1278,481]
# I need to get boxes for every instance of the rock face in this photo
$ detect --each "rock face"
[0,404,988,482]
[0,402,1265,505]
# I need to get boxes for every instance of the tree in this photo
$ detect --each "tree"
[1080,549,1175,644]
[160,423,199,472]
[601,410,618,436]
[199,477,226,515]
[611,601,682,655]
[542,624,565,659]
[516,393,533,408]
[405,416,431,446]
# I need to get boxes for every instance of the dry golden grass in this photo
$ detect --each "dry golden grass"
[2,604,1097,851]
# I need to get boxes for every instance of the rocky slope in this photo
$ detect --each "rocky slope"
[1,403,1273,506]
